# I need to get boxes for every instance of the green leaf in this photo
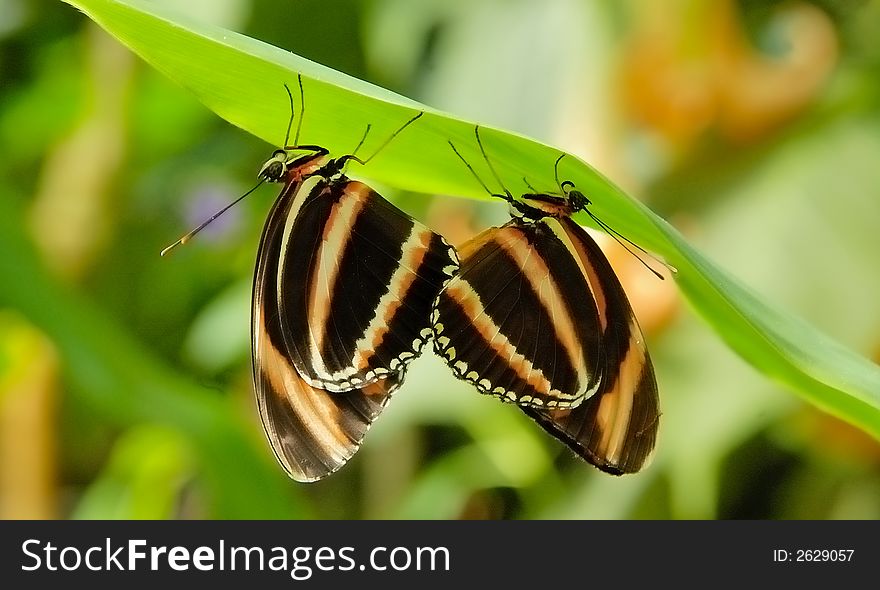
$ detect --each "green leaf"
[63,0,880,437]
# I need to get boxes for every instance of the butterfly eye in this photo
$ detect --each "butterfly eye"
[259,152,287,182]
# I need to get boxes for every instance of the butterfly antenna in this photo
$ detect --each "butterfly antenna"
[448,140,509,202]
[282,84,296,148]
[337,111,424,172]
[359,111,424,166]
[352,124,371,158]
[160,179,265,257]
[337,125,372,175]
[584,209,676,280]
[554,153,566,192]
[291,74,306,147]
[474,126,515,201]
[522,176,539,193]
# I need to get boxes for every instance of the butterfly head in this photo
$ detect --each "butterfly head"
[259,149,288,183]
[514,184,589,221]
[560,180,590,213]
[258,147,330,184]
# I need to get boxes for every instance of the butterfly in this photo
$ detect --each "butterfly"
[432,126,660,474]
[165,76,457,481]
[253,159,457,480]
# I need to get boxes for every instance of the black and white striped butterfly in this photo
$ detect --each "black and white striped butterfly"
[432,127,660,474]
[165,77,457,481]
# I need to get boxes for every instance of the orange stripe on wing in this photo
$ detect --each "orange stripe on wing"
[306,182,371,371]
[443,279,557,398]
[352,226,433,371]
[550,219,608,331]
[495,228,587,394]
[256,309,351,470]
[594,328,645,464]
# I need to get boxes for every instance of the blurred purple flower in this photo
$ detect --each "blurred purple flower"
[183,182,243,244]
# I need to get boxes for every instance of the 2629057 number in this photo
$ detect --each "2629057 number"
[796,549,854,562]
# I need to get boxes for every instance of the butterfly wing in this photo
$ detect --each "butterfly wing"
[432,218,603,409]
[252,177,404,481]
[254,320,403,482]
[521,217,659,474]
[275,177,458,392]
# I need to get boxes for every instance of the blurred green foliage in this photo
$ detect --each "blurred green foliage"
[0,0,879,520]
